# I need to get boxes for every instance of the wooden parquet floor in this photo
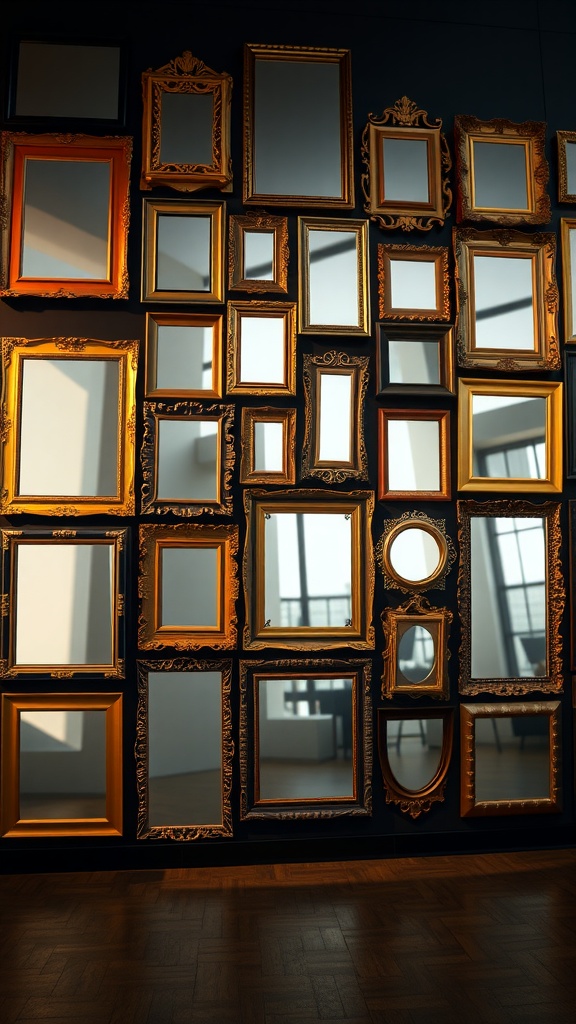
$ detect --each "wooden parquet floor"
[1,848,576,1023]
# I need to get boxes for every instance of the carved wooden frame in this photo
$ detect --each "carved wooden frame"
[381,594,452,700]
[239,407,296,486]
[377,707,454,818]
[377,243,450,321]
[301,350,369,484]
[228,210,289,293]
[376,511,457,594]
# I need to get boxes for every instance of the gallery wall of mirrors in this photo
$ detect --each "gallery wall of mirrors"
[1,11,576,868]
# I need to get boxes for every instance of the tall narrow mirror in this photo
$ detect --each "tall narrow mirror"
[561,218,576,344]
[378,708,454,817]
[302,351,369,482]
[141,198,224,303]
[298,218,370,336]
[557,131,576,202]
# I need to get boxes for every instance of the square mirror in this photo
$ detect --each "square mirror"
[557,131,576,203]
[378,244,450,321]
[229,212,289,293]
[376,323,455,395]
[378,408,450,501]
[141,197,224,303]
[240,407,296,485]
[145,313,222,398]
[298,218,370,336]
[381,595,452,700]
[377,708,454,818]
[226,301,296,395]
[302,350,369,483]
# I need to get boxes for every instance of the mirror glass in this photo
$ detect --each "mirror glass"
[388,527,443,584]
[472,141,528,209]
[473,255,534,349]
[382,137,429,202]
[569,229,576,337]
[157,419,218,501]
[389,339,441,386]
[239,315,286,384]
[161,546,218,628]
[308,228,359,326]
[318,373,352,462]
[254,421,284,472]
[390,259,436,309]
[154,324,215,393]
[148,671,222,826]
[566,141,576,194]
[387,418,440,492]
[156,214,211,291]
[474,714,550,802]
[244,231,274,279]
[385,716,445,791]
[471,394,546,480]
[397,625,435,683]
[15,41,121,120]
[19,709,106,819]
[160,92,213,165]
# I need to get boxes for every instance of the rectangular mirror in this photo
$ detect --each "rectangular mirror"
[381,595,452,700]
[377,708,454,818]
[376,323,455,396]
[136,659,233,840]
[557,130,576,202]
[138,523,238,651]
[243,489,374,650]
[229,212,288,293]
[560,218,576,344]
[145,312,222,398]
[1,692,123,837]
[454,227,559,370]
[454,115,550,225]
[302,351,369,483]
[226,300,296,395]
[566,357,576,478]
[240,407,296,485]
[1,337,137,516]
[378,408,450,500]
[243,44,353,208]
[1,528,126,680]
[460,702,561,816]
[239,659,372,819]
[457,500,563,696]
[140,400,234,516]
[141,197,224,303]
[141,50,232,193]
[0,131,131,298]
[298,217,370,336]
[458,378,562,493]
[377,243,450,321]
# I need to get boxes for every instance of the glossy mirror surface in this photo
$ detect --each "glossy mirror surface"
[473,254,534,349]
[241,317,284,382]
[558,132,576,201]
[245,231,274,279]
[157,418,218,501]
[376,324,455,396]
[378,244,450,321]
[318,373,352,462]
[240,407,296,485]
[561,219,576,342]
[157,214,210,291]
[381,595,452,700]
[391,259,436,309]
[566,142,576,194]
[141,199,224,303]
[471,141,528,210]
[227,302,296,394]
[229,212,288,293]
[390,340,440,385]
[254,422,283,470]
[298,218,370,336]
[145,313,222,397]
[388,527,444,583]
[379,409,450,500]
[382,137,429,202]
[397,625,435,682]
[160,93,213,164]
[377,708,453,817]
[161,546,218,628]
[13,41,122,120]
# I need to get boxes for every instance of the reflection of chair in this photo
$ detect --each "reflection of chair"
[395,719,426,753]
[316,688,353,759]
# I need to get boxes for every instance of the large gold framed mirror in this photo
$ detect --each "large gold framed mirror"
[138,523,238,651]
[457,500,563,696]
[141,50,232,193]
[243,489,375,650]
[298,217,370,336]
[144,312,222,398]
[302,351,369,483]
[0,131,131,298]
[1,336,138,517]
[377,512,457,593]
[243,44,354,208]
[454,115,550,225]
[226,300,296,395]
[460,701,561,816]
[1,527,126,680]
[560,218,576,344]
[228,211,289,293]
[239,658,372,819]
[140,401,234,516]
[141,197,224,303]
[240,407,296,486]
[377,708,454,818]
[557,130,576,203]
[136,658,233,840]
[360,95,452,231]
[375,323,455,396]
[0,692,123,838]
[457,378,563,494]
[378,407,450,501]
[377,243,450,321]
[454,227,559,370]
[381,594,452,700]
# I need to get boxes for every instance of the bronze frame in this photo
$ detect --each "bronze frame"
[239,407,296,486]
[377,708,454,818]
[228,210,289,293]
[381,594,452,700]
[377,407,450,501]
[301,351,369,484]
[226,300,297,395]
[377,244,450,321]
[375,322,455,396]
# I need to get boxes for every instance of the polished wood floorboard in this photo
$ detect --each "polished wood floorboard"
[1,848,576,1023]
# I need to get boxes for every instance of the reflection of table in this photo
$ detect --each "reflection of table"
[283,686,353,759]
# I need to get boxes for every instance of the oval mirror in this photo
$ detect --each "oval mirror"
[397,625,435,683]
[377,709,453,817]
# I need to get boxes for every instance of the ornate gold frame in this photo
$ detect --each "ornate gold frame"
[243,488,375,651]
[226,300,296,395]
[239,658,372,819]
[1,336,137,517]
[360,95,452,231]
[377,407,450,501]
[140,400,234,516]
[239,407,296,486]
[460,701,561,816]
[454,227,559,370]
[457,378,563,494]
[0,692,123,838]
[381,595,452,700]
[457,499,564,696]
[557,130,576,203]
[375,323,455,396]
[454,115,550,225]
[138,523,238,651]
[302,351,369,484]
[560,218,576,344]
[135,658,233,840]
[377,512,457,593]
[228,211,289,293]
[377,244,450,321]
[141,197,225,303]
[141,50,232,193]
[297,217,370,336]
[377,708,454,818]
[0,131,131,298]
[144,312,223,398]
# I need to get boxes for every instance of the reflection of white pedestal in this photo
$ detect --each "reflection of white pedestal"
[259,715,335,760]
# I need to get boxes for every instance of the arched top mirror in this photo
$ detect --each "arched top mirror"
[377,708,454,818]
[381,594,452,700]
[377,513,456,593]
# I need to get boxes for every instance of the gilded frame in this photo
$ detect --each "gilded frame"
[239,407,296,486]
[568,371,576,478]
[141,50,232,193]
[454,115,550,225]
[454,227,559,371]
[141,197,224,303]
[378,407,450,501]
[140,400,234,516]
[239,658,372,819]
[226,300,296,395]
[457,378,563,494]
[135,658,233,840]
[302,351,369,484]
[377,708,454,818]
[138,523,239,651]
[228,211,289,293]
[0,692,123,838]
[0,131,131,298]
[1,336,138,517]
[243,488,375,651]
[144,312,223,398]
[460,701,561,816]
[377,244,450,322]
[375,323,455,396]
[376,511,457,594]
[360,95,452,232]
[297,217,370,336]
[1,527,127,681]
[568,501,576,668]
[243,44,354,209]
[560,218,576,344]
[557,130,576,203]
[457,499,564,696]
[381,595,452,700]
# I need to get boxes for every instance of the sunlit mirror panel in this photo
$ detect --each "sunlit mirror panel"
[378,408,450,500]
[226,301,296,395]
[557,131,576,202]
[378,244,450,321]
[144,312,222,398]
[560,219,576,344]
[240,407,296,486]
[141,198,224,303]
[298,218,370,336]
[302,351,369,483]
[376,324,455,395]
[0,692,123,837]
[378,514,456,593]
[381,596,452,700]
[460,702,561,815]
[11,40,123,121]
[377,709,453,818]
[243,44,354,208]
[228,212,289,293]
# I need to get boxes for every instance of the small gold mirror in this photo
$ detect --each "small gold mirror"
[141,197,224,303]
[561,218,576,344]
[378,407,450,501]
[302,351,369,483]
[381,594,452,700]
[226,300,296,395]
[378,244,450,321]
[557,130,576,202]
[378,708,454,818]
[377,512,456,593]
[144,312,222,398]
[240,407,296,486]
[228,211,289,293]
[298,217,370,336]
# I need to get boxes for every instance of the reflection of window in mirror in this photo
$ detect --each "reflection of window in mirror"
[473,254,535,350]
[378,244,450,321]
[376,324,455,395]
[145,312,222,397]
[381,595,452,700]
[378,408,450,500]
[11,40,124,121]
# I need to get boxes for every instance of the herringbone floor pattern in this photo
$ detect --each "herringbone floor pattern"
[1,848,576,1023]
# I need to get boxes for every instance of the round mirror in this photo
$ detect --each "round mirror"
[385,524,446,587]
[397,625,435,683]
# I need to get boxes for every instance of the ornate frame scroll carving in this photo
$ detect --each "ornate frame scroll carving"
[226,300,296,395]
[301,350,369,484]
[377,243,450,321]
[381,594,452,700]
[144,312,223,398]
[228,210,289,293]
[376,511,457,594]
[377,407,450,501]
[239,407,296,486]
[377,707,454,818]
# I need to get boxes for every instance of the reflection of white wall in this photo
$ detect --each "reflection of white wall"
[470,518,508,677]
[20,710,106,793]
[318,373,351,461]
[387,420,440,491]
[148,671,221,775]
[390,259,436,309]
[258,679,335,760]
[239,316,285,383]
[155,325,213,391]
[254,421,283,471]
[473,255,534,349]
[389,340,440,386]
[157,419,217,500]
[157,214,210,290]
[161,546,218,627]
[309,230,358,326]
